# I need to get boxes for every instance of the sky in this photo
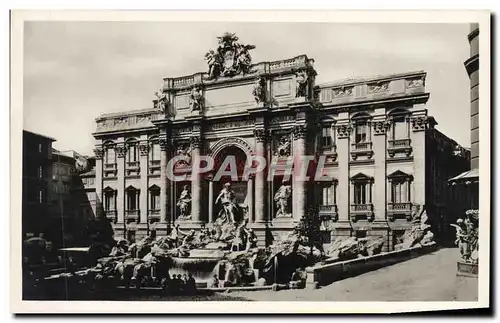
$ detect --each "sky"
[23,22,471,155]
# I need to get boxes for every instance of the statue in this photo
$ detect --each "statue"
[252,77,266,104]
[189,86,203,112]
[176,185,192,220]
[451,210,479,263]
[175,143,192,166]
[274,182,292,217]
[244,228,258,251]
[155,88,169,114]
[215,182,240,224]
[295,70,309,98]
[205,33,255,79]
[275,135,291,158]
[205,50,222,80]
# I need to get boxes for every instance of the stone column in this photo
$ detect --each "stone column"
[373,119,388,220]
[116,144,126,225]
[139,141,149,225]
[336,121,351,222]
[292,124,308,222]
[159,136,169,223]
[254,129,267,223]
[190,135,202,223]
[208,178,214,223]
[93,146,104,218]
[247,175,254,222]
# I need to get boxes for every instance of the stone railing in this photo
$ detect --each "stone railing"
[126,210,139,222]
[315,71,427,105]
[388,139,412,157]
[319,204,338,222]
[350,204,374,222]
[105,210,117,222]
[387,202,413,221]
[104,163,117,170]
[350,142,373,160]
[149,210,161,223]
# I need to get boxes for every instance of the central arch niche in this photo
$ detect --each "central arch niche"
[213,145,249,206]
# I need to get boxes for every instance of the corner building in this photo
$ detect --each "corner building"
[92,38,468,250]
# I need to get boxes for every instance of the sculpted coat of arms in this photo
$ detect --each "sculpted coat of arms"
[205,33,256,79]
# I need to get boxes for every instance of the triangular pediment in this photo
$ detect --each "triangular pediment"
[387,170,412,179]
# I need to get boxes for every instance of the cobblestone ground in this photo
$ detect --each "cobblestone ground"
[227,247,478,302]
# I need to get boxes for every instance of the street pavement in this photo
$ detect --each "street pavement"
[227,247,478,301]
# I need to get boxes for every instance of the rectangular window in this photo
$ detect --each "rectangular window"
[150,143,160,161]
[355,230,367,239]
[393,118,407,140]
[38,165,43,179]
[106,147,116,164]
[127,190,138,211]
[322,185,334,205]
[38,190,43,203]
[38,143,42,153]
[128,145,137,162]
[321,127,332,149]
[391,182,408,203]
[150,191,160,210]
[104,193,115,211]
[354,183,367,204]
[355,123,367,143]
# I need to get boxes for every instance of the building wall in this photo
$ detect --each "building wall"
[466,23,480,170]
[22,131,55,238]
[91,56,465,251]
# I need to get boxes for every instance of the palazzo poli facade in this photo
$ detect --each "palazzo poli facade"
[90,34,468,250]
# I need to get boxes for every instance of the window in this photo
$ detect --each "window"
[127,144,138,162]
[149,187,160,211]
[104,192,115,211]
[38,190,43,203]
[150,142,160,161]
[392,116,408,140]
[322,184,335,205]
[391,181,408,203]
[355,122,368,143]
[126,187,139,211]
[355,230,367,239]
[37,165,43,179]
[350,173,373,206]
[38,143,42,153]
[105,146,116,164]
[387,170,413,204]
[321,126,333,149]
[354,183,367,204]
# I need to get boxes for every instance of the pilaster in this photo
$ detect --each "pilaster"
[115,142,126,228]
[190,134,203,223]
[372,117,389,221]
[139,137,149,226]
[93,144,104,218]
[254,128,267,224]
[292,124,308,222]
[336,116,352,222]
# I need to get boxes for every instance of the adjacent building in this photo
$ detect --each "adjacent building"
[22,130,56,239]
[90,34,468,250]
[449,23,480,212]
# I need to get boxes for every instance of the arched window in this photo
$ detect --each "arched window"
[388,109,411,140]
[126,139,138,163]
[104,142,116,165]
[149,139,160,161]
[351,112,371,144]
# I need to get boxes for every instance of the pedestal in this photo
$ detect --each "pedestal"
[457,261,478,277]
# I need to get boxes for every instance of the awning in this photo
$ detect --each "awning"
[448,168,479,185]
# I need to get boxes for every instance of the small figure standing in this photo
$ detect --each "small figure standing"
[155,88,169,114]
[177,185,192,220]
[274,182,292,217]
[252,77,267,104]
[295,70,309,98]
[189,86,204,112]
[208,274,220,288]
[215,182,240,224]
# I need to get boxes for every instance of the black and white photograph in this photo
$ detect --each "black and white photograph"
[9,10,490,314]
